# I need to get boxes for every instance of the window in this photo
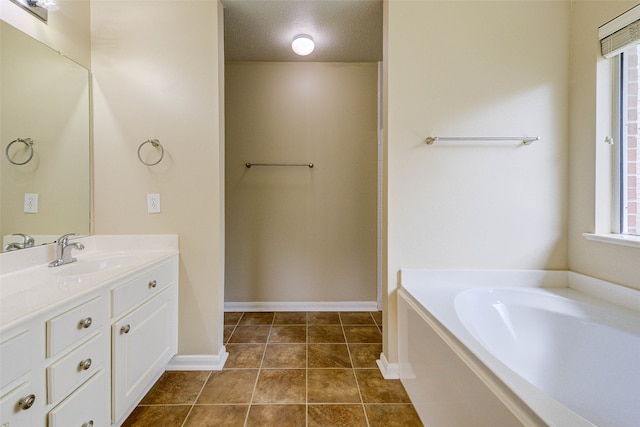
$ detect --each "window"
[600,6,640,236]
[616,47,640,235]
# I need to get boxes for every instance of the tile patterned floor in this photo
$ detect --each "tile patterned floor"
[122,311,423,426]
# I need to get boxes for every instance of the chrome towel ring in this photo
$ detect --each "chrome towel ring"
[137,139,164,166]
[5,138,34,165]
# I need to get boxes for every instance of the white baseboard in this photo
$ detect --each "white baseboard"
[377,352,399,379]
[224,301,379,312]
[166,348,229,371]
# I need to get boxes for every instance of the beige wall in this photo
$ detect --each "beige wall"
[91,1,225,356]
[225,62,378,304]
[568,1,640,290]
[384,1,570,363]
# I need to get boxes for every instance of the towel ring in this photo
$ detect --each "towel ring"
[5,138,34,165]
[137,139,164,166]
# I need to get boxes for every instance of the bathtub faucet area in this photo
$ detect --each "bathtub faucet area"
[48,233,85,267]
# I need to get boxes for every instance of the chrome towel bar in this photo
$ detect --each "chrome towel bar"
[425,136,540,145]
[246,162,314,168]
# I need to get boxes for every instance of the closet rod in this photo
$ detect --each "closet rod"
[245,162,314,168]
[425,136,540,145]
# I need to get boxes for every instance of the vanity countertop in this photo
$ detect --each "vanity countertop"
[0,235,178,332]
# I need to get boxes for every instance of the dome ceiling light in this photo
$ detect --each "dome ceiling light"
[291,35,315,56]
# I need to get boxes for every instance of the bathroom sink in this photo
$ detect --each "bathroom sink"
[54,253,140,277]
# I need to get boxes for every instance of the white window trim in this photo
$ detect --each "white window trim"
[588,5,640,248]
[583,232,640,249]
[612,54,623,234]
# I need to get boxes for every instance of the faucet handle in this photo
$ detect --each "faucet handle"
[57,233,79,245]
[12,233,35,247]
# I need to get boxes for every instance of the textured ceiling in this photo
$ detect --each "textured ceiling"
[223,0,383,62]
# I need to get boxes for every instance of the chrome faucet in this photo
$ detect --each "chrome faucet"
[49,233,85,267]
[4,233,35,251]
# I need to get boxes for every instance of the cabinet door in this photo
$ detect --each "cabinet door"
[112,288,176,423]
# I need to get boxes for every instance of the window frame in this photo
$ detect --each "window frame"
[612,52,623,234]
[614,48,639,236]
[585,5,640,246]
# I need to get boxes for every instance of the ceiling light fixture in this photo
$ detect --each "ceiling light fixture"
[35,0,59,10]
[291,35,315,56]
[10,0,59,21]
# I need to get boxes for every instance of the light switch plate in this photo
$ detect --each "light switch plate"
[147,194,160,213]
[24,193,38,213]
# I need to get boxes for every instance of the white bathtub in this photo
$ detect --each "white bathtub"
[397,270,640,427]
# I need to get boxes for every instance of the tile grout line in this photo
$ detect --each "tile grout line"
[304,311,309,427]
[224,314,242,347]
[340,312,377,426]
[177,312,243,427]
[243,312,274,427]
[179,369,214,427]
[369,311,381,334]
[179,311,246,426]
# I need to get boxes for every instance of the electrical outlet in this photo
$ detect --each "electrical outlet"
[147,194,161,213]
[24,193,38,213]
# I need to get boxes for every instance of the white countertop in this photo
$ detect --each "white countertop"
[0,235,178,332]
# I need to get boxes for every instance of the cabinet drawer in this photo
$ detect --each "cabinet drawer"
[48,370,108,427]
[111,260,174,318]
[47,333,107,404]
[0,381,41,427]
[0,330,31,393]
[47,296,107,358]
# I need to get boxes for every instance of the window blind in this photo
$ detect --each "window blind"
[600,4,640,58]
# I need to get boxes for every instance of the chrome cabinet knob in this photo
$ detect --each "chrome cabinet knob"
[82,420,94,427]
[79,358,92,371]
[79,317,93,329]
[148,280,157,288]
[18,394,35,410]
[121,324,131,334]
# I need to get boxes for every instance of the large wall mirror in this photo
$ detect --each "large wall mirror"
[1,21,90,252]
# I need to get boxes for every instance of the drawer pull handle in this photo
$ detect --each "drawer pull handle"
[83,421,94,427]
[18,394,36,410]
[149,280,157,288]
[121,324,131,334]
[79,358,92,370]
[79,317,93,329]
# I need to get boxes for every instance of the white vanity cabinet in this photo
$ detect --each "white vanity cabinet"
[111,259,178,424]
[0,248,178,427]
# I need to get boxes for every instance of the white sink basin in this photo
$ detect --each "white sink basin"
[53,253,141,277]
